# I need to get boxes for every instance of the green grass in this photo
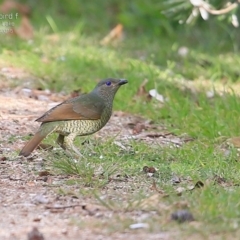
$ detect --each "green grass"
[44,136,240,236]
[2,2,240,237]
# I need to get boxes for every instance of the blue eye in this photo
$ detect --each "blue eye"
[106,81,111,86]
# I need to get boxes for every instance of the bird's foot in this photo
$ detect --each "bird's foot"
[62,133,86,159]
[64,148,86,159]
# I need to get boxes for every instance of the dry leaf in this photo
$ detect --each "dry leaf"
[137,79,148,96]
[149,89,165,103]
[38,171,51,177]
[150,180,165,194]
[11,15,34,39]
[100,24,123,45]
[143,166,156,174]
[135,79,151,101]
[0,0,17,13]
[227,137,240,148]
[0,0,30,15]
[132,122,146,134]
[0,0,33,39]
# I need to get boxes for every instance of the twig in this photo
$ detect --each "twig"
[201,1,239,15]
[45,204,82,209]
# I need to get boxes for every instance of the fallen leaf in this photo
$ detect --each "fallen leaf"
[0,0,17,13]
[150,180,165,194]
[2,1,33,40]
[11,15,34,39]
[227,137,240,148]
[143,166,156,174]
[135,79,152,101]
[132,123,146,134]
[100,24,123,45]
[0,0,30,15]
[149,89,165,103]
[38,171,51,177]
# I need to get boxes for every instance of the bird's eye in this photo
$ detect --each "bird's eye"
[106,81,111,86]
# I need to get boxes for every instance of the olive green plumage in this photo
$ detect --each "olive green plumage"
[19,78,128,157]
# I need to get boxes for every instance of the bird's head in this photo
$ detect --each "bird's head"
[93,78,128,101]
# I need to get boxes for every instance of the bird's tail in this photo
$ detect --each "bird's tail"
[19,131,46,157]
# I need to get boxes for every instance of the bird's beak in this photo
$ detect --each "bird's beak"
[118,79,128,85]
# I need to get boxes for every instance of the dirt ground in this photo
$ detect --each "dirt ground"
[0,79,187,240]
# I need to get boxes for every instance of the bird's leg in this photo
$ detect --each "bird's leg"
[63,133,84,158]
[56,134,65,149]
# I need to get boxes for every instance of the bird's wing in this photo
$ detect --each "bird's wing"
[36,94,105,122]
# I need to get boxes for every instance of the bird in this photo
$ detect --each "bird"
[19,78,128,157]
